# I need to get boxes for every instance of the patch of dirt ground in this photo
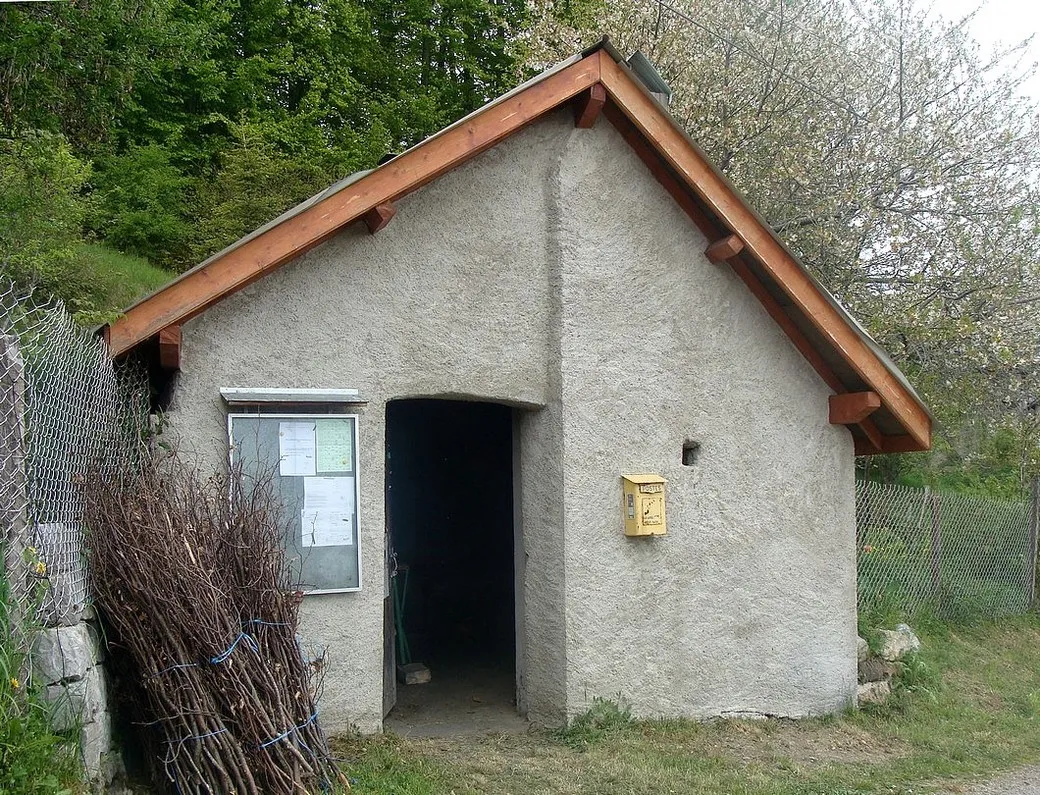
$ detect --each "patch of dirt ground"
[939,765,1040,795]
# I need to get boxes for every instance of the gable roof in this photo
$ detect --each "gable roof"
[104,39,931,456]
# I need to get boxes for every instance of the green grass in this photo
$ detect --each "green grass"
[335,615,1040,794]
[73,243,175,316]
[0,563,82,794]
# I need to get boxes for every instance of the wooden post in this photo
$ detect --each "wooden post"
[929,488,942,605]
[1026,476,1039,606]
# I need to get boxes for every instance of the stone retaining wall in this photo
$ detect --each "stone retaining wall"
[33,612,119,784]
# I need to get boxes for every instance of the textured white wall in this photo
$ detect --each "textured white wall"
[169,107,856,732]
[554,121,857,718]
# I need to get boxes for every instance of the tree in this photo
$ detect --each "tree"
[528,0,1040,487]
[0,131,100,310]
[1,0,532,275]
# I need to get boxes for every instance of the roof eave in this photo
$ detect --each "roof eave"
[104,40,931,455]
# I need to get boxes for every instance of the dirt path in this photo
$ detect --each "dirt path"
[944,765,1040,794]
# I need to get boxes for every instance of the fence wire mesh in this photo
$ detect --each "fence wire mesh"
[0,284,146,626]
[857,479,1037,620]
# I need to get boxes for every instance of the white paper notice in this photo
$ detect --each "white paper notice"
[303,476,354,514]
[301,510,355,547]
[278,421,316,476]
[301,476,356,546]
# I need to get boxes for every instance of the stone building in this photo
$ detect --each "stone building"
[104,41,931,733]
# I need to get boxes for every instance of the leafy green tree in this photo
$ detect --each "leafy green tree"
[2,0,532,276]
[188,121,339,264]
[89,144,193,269]
[0,131,101,310]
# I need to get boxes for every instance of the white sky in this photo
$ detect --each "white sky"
[930,0,1040,100]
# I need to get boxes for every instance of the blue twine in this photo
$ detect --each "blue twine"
[210,631,260,664]
[258,710,318,749]
[149,619,282,674]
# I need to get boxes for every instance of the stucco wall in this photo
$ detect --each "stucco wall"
[171,115,570,731]
[169,106,857,731]
[553,121,857,718]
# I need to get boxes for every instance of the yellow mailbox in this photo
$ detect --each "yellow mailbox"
[622,474,667,537]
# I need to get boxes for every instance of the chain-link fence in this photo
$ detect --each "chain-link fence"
[857,479,1038,620]
[0,284,146,626]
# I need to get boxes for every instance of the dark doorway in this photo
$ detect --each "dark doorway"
[384,399,521,735]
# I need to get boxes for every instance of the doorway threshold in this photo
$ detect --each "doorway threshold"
[384,662,528,738]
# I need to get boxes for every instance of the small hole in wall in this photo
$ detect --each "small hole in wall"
[682,440,701,466]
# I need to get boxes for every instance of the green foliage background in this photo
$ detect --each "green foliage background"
[0,0,529,300]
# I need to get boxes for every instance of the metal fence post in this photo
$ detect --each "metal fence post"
[1026,476,1039,607]
[929,488,943,606]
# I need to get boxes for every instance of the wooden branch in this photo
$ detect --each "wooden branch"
[574,83,607,128]
[829,391,881,425]
[106,55,602,356]
[362,204,396,234]
[158,326,181,371]
[705,234,744,263]
[599,53,931,452]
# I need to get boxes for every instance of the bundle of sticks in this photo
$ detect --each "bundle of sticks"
[85,458,348,793]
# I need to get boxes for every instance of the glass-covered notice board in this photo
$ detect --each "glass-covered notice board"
[229,413,361,592]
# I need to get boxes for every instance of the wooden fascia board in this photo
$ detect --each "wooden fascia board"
[881,434,929,454]
[106,55,603,357]
[598,53,931,452]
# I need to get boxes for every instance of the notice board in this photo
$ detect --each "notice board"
[229,413,361,592]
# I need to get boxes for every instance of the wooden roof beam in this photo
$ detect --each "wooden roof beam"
[598,52,931,452]
[159,325,181,371]
[574,83,607,128]
[705,234,744,263]
[105,55,603,357]
[362,203,396,234]
[829,391,881,425]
